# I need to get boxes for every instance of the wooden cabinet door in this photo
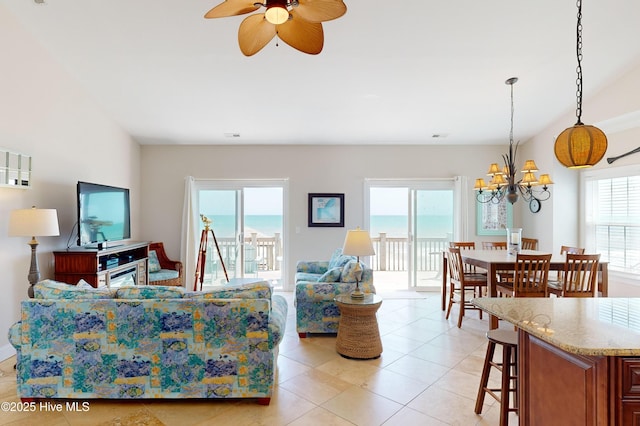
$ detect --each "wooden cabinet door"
[519,332,609,426]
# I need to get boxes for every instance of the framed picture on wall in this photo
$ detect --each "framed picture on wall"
[476,196,513,236]
[308,193,344,227]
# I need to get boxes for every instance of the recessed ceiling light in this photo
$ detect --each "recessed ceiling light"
[224,133,240,138]
[432,133,449,138]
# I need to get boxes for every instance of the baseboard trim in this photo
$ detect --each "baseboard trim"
[0,344,16,362]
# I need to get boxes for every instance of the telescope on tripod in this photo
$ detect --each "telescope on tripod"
[193,214,229,291]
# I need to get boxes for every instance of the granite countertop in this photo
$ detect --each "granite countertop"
[472,297,640,356]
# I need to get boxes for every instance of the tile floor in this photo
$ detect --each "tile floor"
[0,291,516,425]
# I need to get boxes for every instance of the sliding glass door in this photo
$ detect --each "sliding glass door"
[192,180,286,289]
[411,188,454,289]
[367,180,456,291]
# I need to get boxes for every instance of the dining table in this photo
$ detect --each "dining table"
[440,249,609,329]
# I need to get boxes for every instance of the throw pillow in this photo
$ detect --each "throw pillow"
[148,250,162,273]
[34,279,115,299]
[116,285,184,299]
[328,248,344,269]
[318,267,342,282]
[184,280,272,300]
[341,260,364,282]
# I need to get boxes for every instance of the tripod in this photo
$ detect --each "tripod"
[193,214,229,291]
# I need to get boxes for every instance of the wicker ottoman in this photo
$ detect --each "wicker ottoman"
[334,294,383,359]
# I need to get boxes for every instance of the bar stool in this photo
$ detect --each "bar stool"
[475,329,518,425]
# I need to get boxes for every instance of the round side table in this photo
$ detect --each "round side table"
[334,294,383,359]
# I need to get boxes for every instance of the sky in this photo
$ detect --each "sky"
[199,187,283,216]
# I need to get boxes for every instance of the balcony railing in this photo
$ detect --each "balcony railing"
[371,233,449,273]
[202,233,282,276]
[201,231,448,276]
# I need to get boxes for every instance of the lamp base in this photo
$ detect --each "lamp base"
[350,289,365,299]
[350,280,365,299]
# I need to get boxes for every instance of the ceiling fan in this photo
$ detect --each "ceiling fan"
[204,0,347,56]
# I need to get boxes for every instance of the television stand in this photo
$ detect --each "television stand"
[54,241,149,288]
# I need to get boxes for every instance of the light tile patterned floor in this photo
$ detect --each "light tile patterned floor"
[0,291,516,425]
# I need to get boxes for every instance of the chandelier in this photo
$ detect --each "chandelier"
[474,77,554,206]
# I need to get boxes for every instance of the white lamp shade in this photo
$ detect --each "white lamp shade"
[9,208,60,237]
[342,228,375,257]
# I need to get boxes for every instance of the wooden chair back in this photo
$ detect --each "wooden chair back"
[446,247,464,284]
[513,253,552,297]
[449,242,477,273]
[521,238,539,250]
[561,253,600,297]
[560,245,585,255]
[450,241,476,250]
[482,241,507,250]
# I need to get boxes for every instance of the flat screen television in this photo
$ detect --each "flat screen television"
[77,181,131,248]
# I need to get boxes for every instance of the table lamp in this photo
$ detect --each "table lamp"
[9,206,60,298]
[342,227,375,299]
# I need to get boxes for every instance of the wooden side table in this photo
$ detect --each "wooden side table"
[334,294,383,359]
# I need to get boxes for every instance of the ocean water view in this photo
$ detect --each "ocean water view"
[370,215,453,238]
[204,215,283,238]
[203,214,452,239]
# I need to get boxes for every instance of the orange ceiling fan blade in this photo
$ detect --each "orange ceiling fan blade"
[205,0,261,19]
[294,0,347,23]
[277,10,324,55]
[238,14,277,56]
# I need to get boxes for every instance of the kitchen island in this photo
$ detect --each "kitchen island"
[473,297,640,425]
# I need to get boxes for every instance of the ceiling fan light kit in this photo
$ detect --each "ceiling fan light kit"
[205,0,347,56]
[264,0,289,25]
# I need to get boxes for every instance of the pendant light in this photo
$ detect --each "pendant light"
[554,0,607,168]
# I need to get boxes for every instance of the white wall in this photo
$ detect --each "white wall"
[0,7,141,358]
[140,144,507,289]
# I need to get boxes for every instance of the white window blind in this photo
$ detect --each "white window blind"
[584,168,640,275]
[598,299,640,333]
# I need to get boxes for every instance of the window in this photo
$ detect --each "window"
[583,166,640,276]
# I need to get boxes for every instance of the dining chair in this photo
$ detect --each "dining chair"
[521,238,538,250]
[482,241,507,250]
[449,241,487,275]
[560,245,586,255]
[481,241,511,283]
[551,245,587,283]
[449,241,488,296]
[445,247,488,328]
[547,253,600,297]
[449,241,476,250]
[496,253,552,297]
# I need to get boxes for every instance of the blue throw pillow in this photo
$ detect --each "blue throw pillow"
[148,250,161,273]
[319,267,342,282]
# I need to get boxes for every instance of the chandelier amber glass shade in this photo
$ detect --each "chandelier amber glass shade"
[521,172,538,186]
[538,174,554,186]
[521,160,539,173]
[491,174,507,186]
[554,123,608,168]
[487,163,502,176]
[474,178,487,190]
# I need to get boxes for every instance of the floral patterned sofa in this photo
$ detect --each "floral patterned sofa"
[295,249,375,337]
[8,279,287,405]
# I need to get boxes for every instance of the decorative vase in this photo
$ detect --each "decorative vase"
[507,228,522,256]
